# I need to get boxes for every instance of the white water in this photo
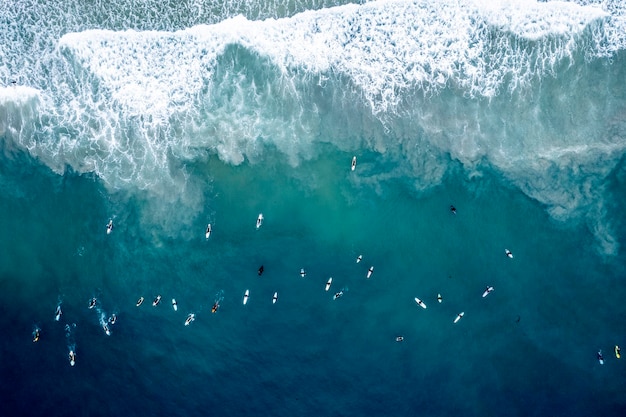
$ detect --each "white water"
[1,0,626,253]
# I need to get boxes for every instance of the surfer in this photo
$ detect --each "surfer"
[334,291,343,300]
[616,345,621,359]
[102,322,111,336]
[300,268,306,278]
[185,313,195,326]
[55,305,62,321]
[482,286,494,297]
[136,297,144,307]
[106,219,113,234]
[598,350,604,365]
[33,328,40,343]
[69,350,76,366]
[396,336,404,342]
[88,298,97,309]
[505,249,514,258]
[450,205,457,215]
[258,265,264,276]
[108,314,117,325]
[211,301,220,313]
[152,295,161,306]
[437,293,442,303]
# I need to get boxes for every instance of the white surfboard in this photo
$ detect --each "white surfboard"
[454,312,465,324]
[351,156,357,171]
[437,294,442,303]
[102,322,111,336]
[300,268,306,278]
[205,224,211,239]
[184,313,195,326]
[356,255,362,263]
[272,292,278,304]
[333,291,343,300]
[366,266,374,279]
[256,213,264,229]
[482,286,494,298]
[106,219,113,235]
[153,295,161,306]
[69,350,76,367]
[325,277,333,291]
[414,297,427,309]
[55,305,62,321]
[243,289,249,305]
[505,249,513,258]
[172,298,178,311]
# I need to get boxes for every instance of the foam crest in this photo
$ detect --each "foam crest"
[4,0,626,250]
[0,86,43,152]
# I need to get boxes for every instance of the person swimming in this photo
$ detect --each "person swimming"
[108,314,117,325]
[211,301,219,313]
[88,298,97,309]
[258,265,264,276]
[334,291,343,300]
[450,205,457,215]
[33,328,40,343]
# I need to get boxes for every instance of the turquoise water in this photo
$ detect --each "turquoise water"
[2,0,626,416]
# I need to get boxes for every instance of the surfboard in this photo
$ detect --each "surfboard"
[185,313,195,326]
[243,289,249,305]
[333,291,343,300]
[272,292,278,304]
[366,266,374,279]
[351,156,357,171]
[482,286,494,297]
[256,213,263,229]
[136,297,144,307]
[106,219,113,235]
[205,224,211,239]
[615,345,621,359]
[55,305,62,321]
[356,255,362,263]
[102,322,111,336]
[172,299,178,311]
[505,249,513,258]
[152,295,161,306]
[300,268,306,278]
[325,277,333,291]
[437,293,442,303]
[454,312,465,323]
[598,350,604,365]
[69,350,76,367]
[414,297,427,309]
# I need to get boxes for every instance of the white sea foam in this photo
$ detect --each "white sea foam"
[2,0,625,252]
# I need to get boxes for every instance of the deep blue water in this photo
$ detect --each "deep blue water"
[2,0,626,416]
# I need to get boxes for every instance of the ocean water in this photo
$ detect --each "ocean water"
[2,0,626,415]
